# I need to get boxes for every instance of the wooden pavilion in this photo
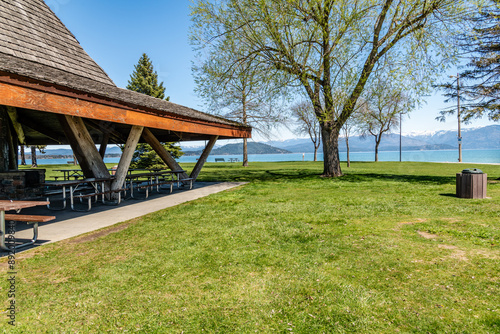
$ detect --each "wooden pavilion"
[0,0,251,199]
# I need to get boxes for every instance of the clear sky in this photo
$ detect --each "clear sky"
[46,0,495,142]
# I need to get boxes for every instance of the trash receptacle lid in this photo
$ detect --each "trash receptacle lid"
[462,168,483,174]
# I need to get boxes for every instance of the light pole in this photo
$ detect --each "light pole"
[450,73,462,162]
[399,111,402,162]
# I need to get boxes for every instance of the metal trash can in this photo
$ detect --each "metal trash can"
[456,168,487,199]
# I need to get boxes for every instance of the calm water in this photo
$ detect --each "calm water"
[25,149,500,165]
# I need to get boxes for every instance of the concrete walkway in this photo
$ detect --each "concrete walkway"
[2,182,246,254]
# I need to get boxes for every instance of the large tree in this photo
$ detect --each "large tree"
[126,53,182,168]
[192,36,286,166]
[191,0,468,176]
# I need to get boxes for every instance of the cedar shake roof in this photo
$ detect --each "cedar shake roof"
[0,0,114,85]
[0,0,251,141]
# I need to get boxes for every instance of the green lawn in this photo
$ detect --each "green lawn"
[2,161,499,333]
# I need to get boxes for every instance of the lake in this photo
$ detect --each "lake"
[26,148,500,165]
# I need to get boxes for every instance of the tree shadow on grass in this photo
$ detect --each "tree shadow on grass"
[341,173,455,185]
[200,169,456,185]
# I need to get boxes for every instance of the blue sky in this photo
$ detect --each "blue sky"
[46,0,494,142]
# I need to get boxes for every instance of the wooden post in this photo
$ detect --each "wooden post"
[99,133,110,159]
[58,115,110,179]
[0,107,11,171]
[190,135,218,181]
[111,125,143,195]
[6,107,26,145]
[6,120,17,170]
[141,128,188,179]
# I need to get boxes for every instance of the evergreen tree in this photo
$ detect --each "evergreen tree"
[127,53,170,101]
[439,1,500,122]
[126,53,181,169]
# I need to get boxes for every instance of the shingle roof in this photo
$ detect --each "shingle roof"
[0,0,115,86]
[0,0,250,130]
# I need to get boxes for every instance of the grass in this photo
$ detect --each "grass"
[2,161,500,333]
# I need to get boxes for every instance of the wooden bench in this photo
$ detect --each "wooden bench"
[4,214,56,249]
[215,158,225,162]
[71,188,126,211]
[180,178,194,189]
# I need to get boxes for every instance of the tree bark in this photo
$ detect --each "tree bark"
[321,124,342,177]
[374,136,381,162]
[20,145,26,165]
[242,138,249,167]
[31,146,37,167]
[313,146,318,162]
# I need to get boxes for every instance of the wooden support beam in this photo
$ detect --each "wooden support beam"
[58,115,110,180]
[99,133,110,159]
[190,135,218,181]
[141,127,189,179]
[111,125,143,194]
[85,119,127,144]
[0,81,251,139]
[0,107,11,171]
[6,107,25,144]
[7,120,18,170]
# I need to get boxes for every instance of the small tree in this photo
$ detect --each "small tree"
[130,143,183,170]
[126,53,181,168]
[358,84,412,162]
[342,117,358,168]
[192,36,286,167]
[291,101,321,161]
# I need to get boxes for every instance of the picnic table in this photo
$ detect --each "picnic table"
[0,200,54,250]
[42,177,122,211]
[53,169,84,181]
[126,170,189,199]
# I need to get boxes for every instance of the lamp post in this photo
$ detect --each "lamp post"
[450,73,462,162]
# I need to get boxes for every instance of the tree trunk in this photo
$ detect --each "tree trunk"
[374,137,381,162]
[20,145,26,165]
[242,138,249,167]
[31,146,37,167]
[313,146,318,162]
[321,125,342,177]
[346,136,351,168]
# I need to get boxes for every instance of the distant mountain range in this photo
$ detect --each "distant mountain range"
[265,124,500,153]
[34,124,499,157]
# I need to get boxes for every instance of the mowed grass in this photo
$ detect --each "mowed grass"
[2,161,499,333]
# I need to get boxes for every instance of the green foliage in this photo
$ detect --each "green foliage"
[126,53,169,100]
[445,0,500,122]
[126,53,181,168]
[129,143,183,170]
